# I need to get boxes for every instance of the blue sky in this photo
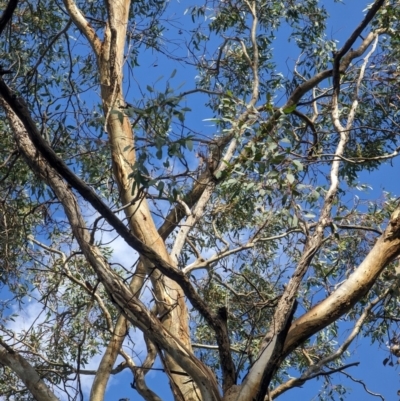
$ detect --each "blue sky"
[98,1,400,400]
[2,1,399,400]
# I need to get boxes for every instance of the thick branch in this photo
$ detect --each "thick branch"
[0,78,236,394]
[0,0,18,37]
[90,317,129,401]
[271,284,391,399]
[284,206,400,355]
[62,0,101,57]
[0,344,60,401]
[333,0,385,90]
[2,100,221,401]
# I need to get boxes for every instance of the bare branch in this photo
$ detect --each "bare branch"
[192,343,243,353]
[341,371,385,400]
[29,236,114,331]
[183,228,302,274]
[336,224,382,235]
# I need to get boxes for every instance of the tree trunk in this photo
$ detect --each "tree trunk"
[60,1,200,399]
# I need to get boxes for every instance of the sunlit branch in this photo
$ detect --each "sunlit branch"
[330,33,377,218]
[316,148,400,164]
[119,343,163,401]
[61,0,102,57]
[0,341,60,401]
[347,36,379,129]
[243,0,259,106]
[171,135,239,265]
[170,182,215,264]
[271,284,392,399]
[192,343,243,353]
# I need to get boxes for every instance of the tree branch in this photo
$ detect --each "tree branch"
[341,371,384,400]
[286,28,386,109]
[284,207,400,356]
[271,284,392,399]
[62,0,102,57]
[0,342,60,401]
[0,0,19,37]
[332,0,385,92]
[0,88,223,401]
[2,99,222,401]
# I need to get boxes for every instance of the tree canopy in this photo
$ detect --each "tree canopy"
[0,0,400,400]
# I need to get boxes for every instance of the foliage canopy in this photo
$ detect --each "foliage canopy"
[0,0,400,400]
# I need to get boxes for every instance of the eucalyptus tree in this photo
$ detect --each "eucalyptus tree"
[0,0,400,400]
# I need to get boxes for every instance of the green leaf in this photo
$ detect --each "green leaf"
[186,139,193,151]
[286,173,295,184]
[293,160,304,171]
[157,181,164,197]
[282,104,297,114]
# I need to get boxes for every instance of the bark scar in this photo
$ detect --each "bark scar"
[385,208,400,240]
